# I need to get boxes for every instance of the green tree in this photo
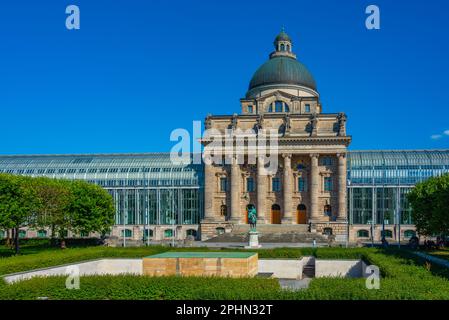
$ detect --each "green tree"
[68,180,115,241]
[408,173,449,237]
[0,174,41,254]
[32,177,73,248]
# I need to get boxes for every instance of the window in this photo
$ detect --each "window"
[216,227,225,235]
[121,229,132,238]
[37,230,47,238]
[246,177,255,192]
[186,229,197,237]
[247,105,253,113]
[305,104,311,112]
[275,101,283,112]
[321,157,333,166]
[324,177,332,191]
[357,230,370,238]
[268,100,289,113]
[80,231,89,238]
[164,229,174,238]
[144,229,153,239]
[18,230,27,238]
[298,177,306,192]
[0,230,5,238]
[280,43,285,51]
[323,228,333,236]
[272,177,281,192]
[404,230,416,238]
[381,230,393,238]
[220,177,228,192]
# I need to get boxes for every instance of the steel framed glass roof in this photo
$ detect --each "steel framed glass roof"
[0,153,203,187]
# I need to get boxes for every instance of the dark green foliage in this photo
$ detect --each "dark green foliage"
[408,173,449,237]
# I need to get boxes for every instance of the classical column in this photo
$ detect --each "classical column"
[230,156,241,223]
[203,163,215,220]
[337,153,347,221]
[257,156,267,224]
[282,154,293,223]
[310,153,320,221]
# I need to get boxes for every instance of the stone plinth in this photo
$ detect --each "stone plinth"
[142,252,258,277]
[245,231,261,249]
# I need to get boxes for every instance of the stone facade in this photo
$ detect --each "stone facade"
[200,31,351,241]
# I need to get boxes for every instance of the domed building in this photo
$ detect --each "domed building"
[2,30,446,245]
[200,30,352,241]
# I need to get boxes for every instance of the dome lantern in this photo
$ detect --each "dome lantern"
[270,28,296,59]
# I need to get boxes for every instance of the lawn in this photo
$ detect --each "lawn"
[1,244,449,300]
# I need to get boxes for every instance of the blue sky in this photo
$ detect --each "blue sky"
[0,0,448,154]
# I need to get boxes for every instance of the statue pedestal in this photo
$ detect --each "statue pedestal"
[245,231,261,249]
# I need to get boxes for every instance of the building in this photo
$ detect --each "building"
[1,31,449,244]
[200,30,350,241]
[0,153,204,241]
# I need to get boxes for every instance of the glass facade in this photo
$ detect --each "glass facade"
[347,150,449,226]
[1,150,449,230]
[0,153,203,226]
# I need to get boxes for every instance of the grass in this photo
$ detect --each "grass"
[1,244,449,300]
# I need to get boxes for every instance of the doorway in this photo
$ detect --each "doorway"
[271,204,281,224]
[297,204,307,224]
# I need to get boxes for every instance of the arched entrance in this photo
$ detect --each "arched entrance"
[296,204,307,224]
[246,204,255,224]
[271,204,281,224]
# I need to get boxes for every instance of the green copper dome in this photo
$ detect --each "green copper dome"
[274,30,291,43]
[248,56,317,91]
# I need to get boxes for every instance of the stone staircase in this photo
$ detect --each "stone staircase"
[205,224,329,243]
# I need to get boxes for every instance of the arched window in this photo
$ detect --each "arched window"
[357,230,370,238]
[18,230,27,238]
[268,101,290,113]
[286,44,290,52]
[220,205,227,217]
[164,229,174,238]
[186,229,197,237]
[323,228,333,236]
[381,230,393,238]
[275,101,283,112]
[280,43,285,51]
[37,230,47,238]
[121,229,133,238]
[216,227,225,235]
[404,230,416,238]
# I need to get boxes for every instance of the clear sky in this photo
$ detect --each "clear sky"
[0,0,448,154]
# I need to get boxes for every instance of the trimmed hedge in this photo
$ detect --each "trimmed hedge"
[0,275,281,300]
